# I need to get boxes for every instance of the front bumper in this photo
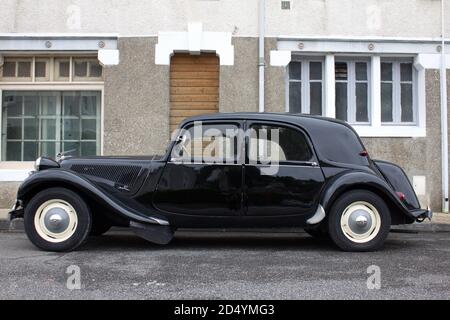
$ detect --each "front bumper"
[409,207,433,222]
[9,199,24,221]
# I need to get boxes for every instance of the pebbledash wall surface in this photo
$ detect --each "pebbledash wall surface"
[0,0,449,211]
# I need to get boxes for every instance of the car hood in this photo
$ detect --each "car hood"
[59,155,165,195]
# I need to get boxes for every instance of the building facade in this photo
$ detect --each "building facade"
[0,0,449,211]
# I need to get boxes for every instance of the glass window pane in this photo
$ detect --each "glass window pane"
[89,61,102,78]
[58,61,70,78]
[2,61,16,77]
[381,63,392,81]
[7,119,22,139]
[381,83,393,122]
[4,95,22,116]
[35,61,47,78]
[23,142,38,161]
[289,62,301,80]
[24,118,38,139]
[64,95,80,116]
[249,124,312,163]
[335,62,348,80]
[24,96,38,116]
[81,142,97,156]
[310,82,322,115]
[64,118,80,140]
[74,61,88,77]
[81,119,97,140]
[401,83,413,122]
[63,142,80,157]
[309,62,322,80]
[17,61,31,77]
[81,95,97,116]
[41,95,57,115]
[289,82,301,113]
[41,119,57,140]
[6,142,21,161]
[355,83,368,122]
[401,63,413,82]
[355,62,367,81]
[335,82,348,121]
[40,142,56,158]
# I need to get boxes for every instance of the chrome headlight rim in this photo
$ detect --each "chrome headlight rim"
[34,157,42,171]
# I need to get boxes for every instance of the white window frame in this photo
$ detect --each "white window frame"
[380,59,417,125]
[286,57,325,115]
[334,58,371,125]
[0,84,104,180]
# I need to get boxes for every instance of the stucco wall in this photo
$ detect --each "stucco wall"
[220,37,259,113]
[0,0,446,38]
[103,37,170,156]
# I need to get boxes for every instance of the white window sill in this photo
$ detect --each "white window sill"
[0,162,34,182]
[353,125,426,138]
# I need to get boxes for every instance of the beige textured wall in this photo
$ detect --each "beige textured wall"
[220,37,258,113]
[0,0,445,38]
[103,37,170,156]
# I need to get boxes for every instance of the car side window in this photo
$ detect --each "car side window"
[248,124,313,164]
[174,122,240,163]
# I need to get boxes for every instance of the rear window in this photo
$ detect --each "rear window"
[310,121,369,166]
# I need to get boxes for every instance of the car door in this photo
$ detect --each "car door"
[244,121,325,216]
[153,120,243,216]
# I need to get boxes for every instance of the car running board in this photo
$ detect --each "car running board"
[130,221,174,245]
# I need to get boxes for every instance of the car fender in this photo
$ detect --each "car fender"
[319,170,415,220]
[16,169,169,225]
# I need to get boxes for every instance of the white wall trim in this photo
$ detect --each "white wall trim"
[98,49,120,66]
[0,34,118,51]
[155,23,234,65]
[270,50,291,66]
[278,38,450,56]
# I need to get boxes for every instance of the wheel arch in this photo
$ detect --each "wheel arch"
[320,172,415,225]
[17,170,168,226]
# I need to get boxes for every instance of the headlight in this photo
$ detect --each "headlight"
[34,157,42,171]
[33,157,59,171]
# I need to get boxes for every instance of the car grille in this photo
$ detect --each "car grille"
[70,164,143,188]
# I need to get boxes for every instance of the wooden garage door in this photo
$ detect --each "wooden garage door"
[170,53,219,132]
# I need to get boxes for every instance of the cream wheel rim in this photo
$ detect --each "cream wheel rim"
[34,199,78,243]
[340,201,381,244]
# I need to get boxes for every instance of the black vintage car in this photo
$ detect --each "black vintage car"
[9,113,431,252]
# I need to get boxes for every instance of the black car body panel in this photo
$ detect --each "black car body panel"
[10,112,431,231]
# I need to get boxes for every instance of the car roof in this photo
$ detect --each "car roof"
[180,112,351,131]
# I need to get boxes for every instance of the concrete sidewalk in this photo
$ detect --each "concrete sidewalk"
[1,208,449,232]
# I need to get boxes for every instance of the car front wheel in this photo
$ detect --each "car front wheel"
[327,190,391,252]
[24,187,92,252]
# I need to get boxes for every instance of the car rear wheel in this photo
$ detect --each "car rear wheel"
[328,190,391,252]
[24,187,91,252]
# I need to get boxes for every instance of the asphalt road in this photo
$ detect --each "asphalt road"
[0,229,449,300]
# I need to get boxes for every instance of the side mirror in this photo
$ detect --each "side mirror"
[176,135,187,144]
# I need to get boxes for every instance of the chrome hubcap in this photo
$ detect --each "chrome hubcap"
[340,201,381,243]
[34,199,78,243]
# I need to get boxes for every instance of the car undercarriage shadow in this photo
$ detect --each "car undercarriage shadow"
[80,229,417,252]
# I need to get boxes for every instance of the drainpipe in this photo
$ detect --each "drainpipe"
[258,0,265,112]
[440,0,449,213]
